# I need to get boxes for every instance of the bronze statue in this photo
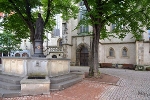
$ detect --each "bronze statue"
[34,13,44,40]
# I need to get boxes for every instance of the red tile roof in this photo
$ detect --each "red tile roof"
[0,12,4,17]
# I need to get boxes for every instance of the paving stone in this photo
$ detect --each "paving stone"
[99,68,150,100]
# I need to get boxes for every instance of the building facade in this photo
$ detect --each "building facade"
[1,8,150,67]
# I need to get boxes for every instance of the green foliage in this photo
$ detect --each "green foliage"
[0,0,79,43]
[0,32,22,52]
[1,14,29,39]
[79,0,150,40]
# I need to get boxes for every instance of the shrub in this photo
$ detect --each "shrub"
[136,65,144,71]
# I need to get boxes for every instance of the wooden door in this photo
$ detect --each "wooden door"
[80,46,88,66]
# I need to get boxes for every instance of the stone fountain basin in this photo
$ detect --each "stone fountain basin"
[20,76,50,96]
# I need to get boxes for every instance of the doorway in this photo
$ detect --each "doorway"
[80,46,88,66]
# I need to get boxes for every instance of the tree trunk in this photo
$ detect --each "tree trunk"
[28,25,35,53]
[89,24,100,77]
[89,34,94,76]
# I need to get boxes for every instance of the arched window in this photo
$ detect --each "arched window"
[79,1,89,34]
[3,52,8,56]
[52,55,57,58]
[59,39,62,46]
[22,53,29,57]
[15,53,20,57]
[109,48,115,57]
[57,38,62,47]
[122,47,128,57]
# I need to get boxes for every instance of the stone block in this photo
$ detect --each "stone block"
[21,76,50,96]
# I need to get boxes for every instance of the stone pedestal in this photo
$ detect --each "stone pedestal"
[21,76,50,95]
[32,40,45,57]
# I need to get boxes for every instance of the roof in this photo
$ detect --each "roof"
[0,12,4,17]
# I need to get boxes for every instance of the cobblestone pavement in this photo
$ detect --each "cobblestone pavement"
[99,68,150,100]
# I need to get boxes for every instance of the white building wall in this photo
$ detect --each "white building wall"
[99,43,136,64]
[71,37,77,64]
[100,33,135,43]
[3,10,150,66]
[143,28,149,41]
[99,43,104,63]
[70,18,78,36]
[76,36,91,46]
[66,20,72,44]
[143,43,150,65]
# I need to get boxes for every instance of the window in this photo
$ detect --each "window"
[53,29,60,37]
[80,25,89,33]
[22,53,29,57]
[111,18,125,31]
[3,52,8,56]
[79,2,89,34]
[15,53,20,57]
[122,47,128,57]
[109,48,115,57]
[59,39,62,46]
[57,38,62,47]
[52,55,57,58]
[52,14,61,37]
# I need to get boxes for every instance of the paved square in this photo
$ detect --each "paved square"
[2,67,150,100]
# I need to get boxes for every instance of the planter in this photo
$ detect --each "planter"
[136,65,144,71]
[146,67,150,71]
[100,63,112,68]
[20,76,50,96]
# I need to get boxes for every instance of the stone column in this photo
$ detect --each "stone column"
[62,22,68,58]
[136,41,144,65]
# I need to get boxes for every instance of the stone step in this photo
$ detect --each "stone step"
[0,88,21,98]
[0,74,22,84]
[50,77,82,90]
[70,71,85,79]
[0,81,21,90]
[50,74,78,84]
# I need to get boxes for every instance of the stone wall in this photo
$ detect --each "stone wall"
[1,57,70,77]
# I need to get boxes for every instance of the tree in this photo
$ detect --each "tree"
[77,0,150,76]
[0,32,21,53]
[0,0,79,52]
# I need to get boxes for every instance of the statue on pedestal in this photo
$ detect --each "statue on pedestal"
[34,13,44,40]
[32,13,45,57]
